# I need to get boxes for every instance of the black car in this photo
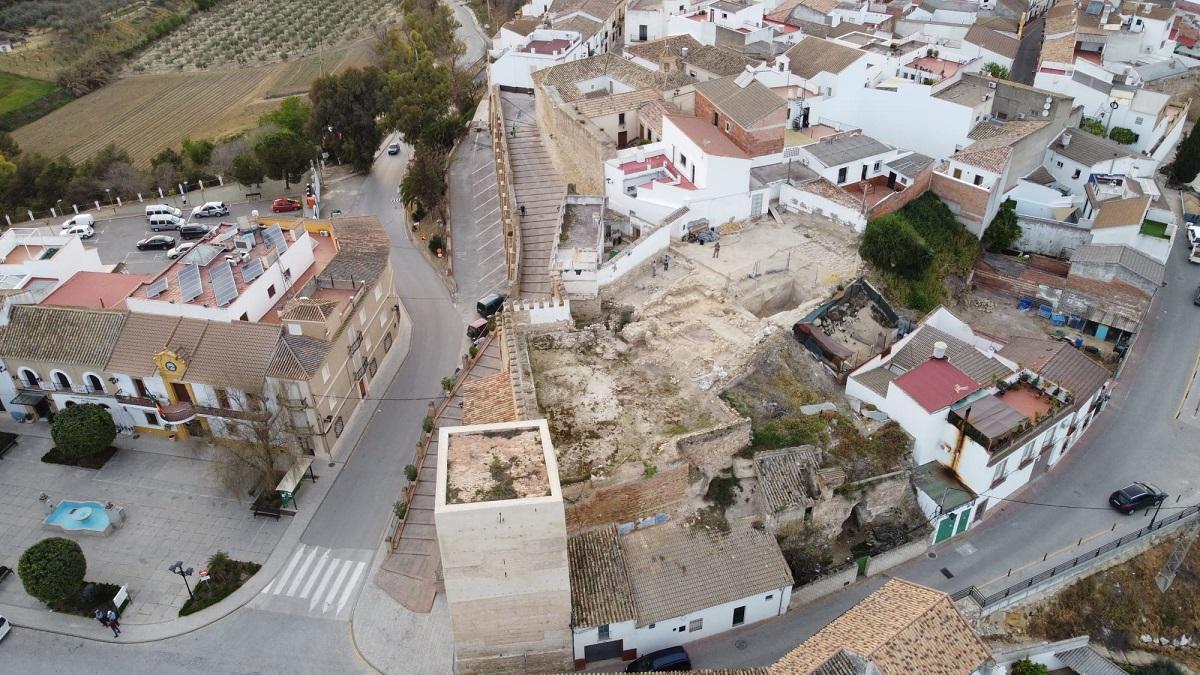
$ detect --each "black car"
[1194,285,1200,307]
[626,647,691,672]
[136,235,176,251]
[178,223,211,240]
[1109,482,1166,514]
[476,292,506,318]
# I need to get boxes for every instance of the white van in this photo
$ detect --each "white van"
[145,204,181,220]
[60,214,95,238]
[149,214,185,231]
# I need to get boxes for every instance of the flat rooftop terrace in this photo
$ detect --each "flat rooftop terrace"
[445,426,550,504]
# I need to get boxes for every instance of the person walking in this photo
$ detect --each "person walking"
[94,609,108,633]
[106,609,121,637]
[712,241,720,259]
[662,254,670,272]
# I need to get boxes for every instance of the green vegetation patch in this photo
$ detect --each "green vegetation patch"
[0,72,55,116]
[1140,220,1170,239]
[179,552,261,617]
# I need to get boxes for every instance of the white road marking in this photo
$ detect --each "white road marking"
[286,546,318,597]
[272,546,306,595]
[308,557,342,612]
[299,551,332,599]
[335,561,367,615]
[476,231,502,252]
[321,560,354,612]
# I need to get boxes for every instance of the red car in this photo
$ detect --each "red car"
[271,198,302,213]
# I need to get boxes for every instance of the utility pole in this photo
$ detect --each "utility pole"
[1156,520,1200,592]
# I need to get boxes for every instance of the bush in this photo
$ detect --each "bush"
[441,375,454,391]
[705,475,740,508]
[981,199,1021,253]
[1010,658,1048,675]
[51,404,116,461]
[859,213,932,279]
[428,233,445,254]
[1137,661,1185,675]
[178,551,260,616]
[19,537,87,604]
[404,464,418,482]
[1109,127,1138,145]
[422,414,434,433]
[393,501,408,519]
[1080,117,1106,137]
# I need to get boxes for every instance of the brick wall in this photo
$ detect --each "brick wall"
[694,92,785,157]
[931,172,990,227]
[869,162,934,220]
[564,464,689,533]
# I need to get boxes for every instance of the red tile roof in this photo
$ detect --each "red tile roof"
[40,271,149,310]
[894,358,980,412]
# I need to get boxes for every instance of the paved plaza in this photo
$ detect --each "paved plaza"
[0,419,288,624]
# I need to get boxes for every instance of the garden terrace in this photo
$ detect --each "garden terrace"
[444,426,550,504]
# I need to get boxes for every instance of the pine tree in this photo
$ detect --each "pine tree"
[1170,123,1200,185]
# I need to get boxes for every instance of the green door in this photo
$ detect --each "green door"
[935,514,956,543]
[955,507,972,534]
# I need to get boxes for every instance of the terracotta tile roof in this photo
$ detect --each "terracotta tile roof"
[280,298,341,322]
[572,88,662,118]
[535,53,682,102]
[637,99,680,136]
[766,0,806,22]
[567,525,638,627]
[0,305,125,368]
[502,16,541,36]
[1024,166,1057,185]
[555,14,603,40]
[666,114,750,158]
[461,371,518,425]
[324,215,391,285]
[267,333,332,381]
[755,446,823,511]
[770,579,991,675]
[549,0,623,20]
[999,337,1110,397]
[893,357,981,412]
[1045,0,1078,34]
[624,36,756,78]
[620,523,792,625]
[40,271,149,310]
[953,141,1012,174]
[850,365,899,397]
[1092,195,1150,228]
[1040,34,1077,65]
[796,178,862,211]
[105,313,282,389]
[964,25,1020,59]
[797,0,838,14]
[967,120,1047,143]
[784,36,865,79]
[625,34,705,61]
[694,75,787,127]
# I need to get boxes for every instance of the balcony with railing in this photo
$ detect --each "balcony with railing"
[347,332,363,355]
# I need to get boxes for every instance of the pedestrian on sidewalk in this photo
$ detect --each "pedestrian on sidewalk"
[94,609,107,632]
[651,258,657,277]
[106,609,121,637]
[519,204,526,217]
[713,242,720,259]
[662,254,670,271]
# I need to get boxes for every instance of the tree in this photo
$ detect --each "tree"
[209,391,302,498]
[151,147,184,170]
[1010,659,1048,675]
[253,130,313,189]
[400,145,448,218]
[18,537,86,604]
[259,96,311,137]
[231,152,265,188]
[859,213,933,279]
[1108,127,1138,145]
[51,404,116,460]
[1170,122,1200,185]
[308,67,389,171]
[382,41,451,145]
[982,62,1009,80]
[1136,661,1185,675]
[0,131,21,158]
[981,199,1022,252]
[209,137,247,176]
[181,137,215,168]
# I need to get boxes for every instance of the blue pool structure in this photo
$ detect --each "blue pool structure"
[43,500,126,536]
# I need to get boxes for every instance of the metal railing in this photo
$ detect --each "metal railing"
[952,504,1200,608]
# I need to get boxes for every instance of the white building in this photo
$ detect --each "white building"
[846,308,1111,543]
[568,522,792,668]
[491,28,591,90]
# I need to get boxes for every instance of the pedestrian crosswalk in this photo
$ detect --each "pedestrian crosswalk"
[251,544,373,621]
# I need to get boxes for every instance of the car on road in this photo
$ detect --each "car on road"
[167,242,195,259]
[476,292,506,318]
[1109,482,1166,514]
[190,201,229,218]
[387,142,400,155]
[145,204,181,219]
[272,198,302,213]
[626,646,690,672]
[60,223,95,239]
[0,614,9,642]
[178,223,211,240]
[149,214,185,231]
[136,235,176,251]
[1194,285,1200,307]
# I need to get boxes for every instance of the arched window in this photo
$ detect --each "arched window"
[86,373,104,393]
[52,371,72,390]
[19,368,39,387]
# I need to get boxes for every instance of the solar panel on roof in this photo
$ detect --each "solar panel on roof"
[146,277,169,298]
[241,258,265,284]
[178,264,202,303]
[263,224,288,253]
[210,260,238,307]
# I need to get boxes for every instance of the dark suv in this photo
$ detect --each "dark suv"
[1109,482,1166,514]
[626,647,691,672]
[178,223,211,240]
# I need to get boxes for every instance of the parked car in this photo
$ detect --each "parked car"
[136,235,176,251]
[145,204,181,219]
[190,201,229,218]
[1194,285,1200,307]
[1109,482,1167,514]
[167,242,195,259]
[149,214,185,231]
[467,318,489,340]
[178,223,211,240]
[0,614,9,642]
[476,292,506,318]
[387,142,400,155]
[626,647,691,672]
[271,197,302,213]
[60,223,94,239]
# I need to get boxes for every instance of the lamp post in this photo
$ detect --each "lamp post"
[168,560,194,600]
[1105,100,1119,137]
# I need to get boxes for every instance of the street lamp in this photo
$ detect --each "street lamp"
[168,560,195,600]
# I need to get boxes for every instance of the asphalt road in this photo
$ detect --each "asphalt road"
[1012,14,1045,85]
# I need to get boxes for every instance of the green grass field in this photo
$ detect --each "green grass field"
[0,71,56,116]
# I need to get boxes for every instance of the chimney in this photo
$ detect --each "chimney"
[932,341,948,359]
[1061,132,1072,148]
[681,46,689,58]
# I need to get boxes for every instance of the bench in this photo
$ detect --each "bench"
[245,192,262,199]
[252,501,281,519]
[275,457,316,509]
